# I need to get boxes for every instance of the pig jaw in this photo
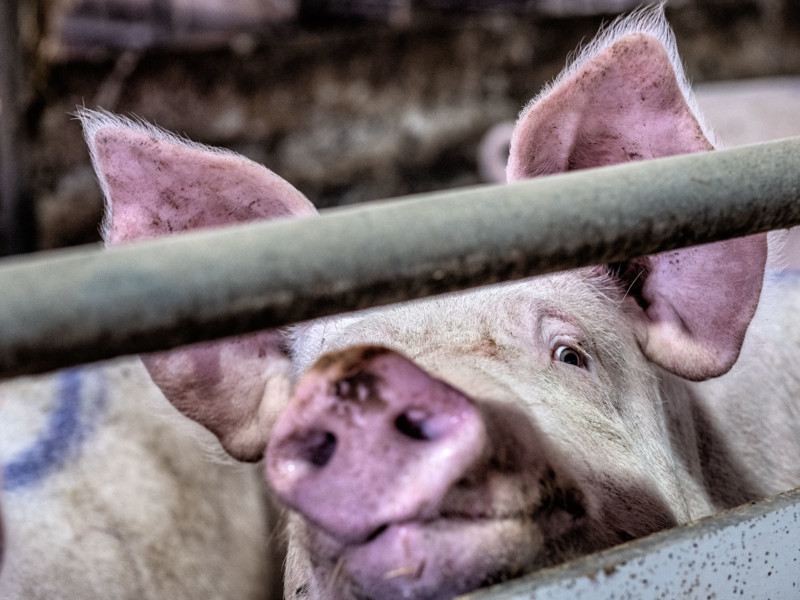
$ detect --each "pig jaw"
[302,506,578,600]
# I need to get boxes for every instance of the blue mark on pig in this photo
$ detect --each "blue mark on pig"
[765,269,800,292]
[2,368,107,491]
[768,268,800,281]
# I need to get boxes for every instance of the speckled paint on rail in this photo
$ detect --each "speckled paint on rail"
[468,487,800,599]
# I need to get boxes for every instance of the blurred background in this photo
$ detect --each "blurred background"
[2,0,800,254]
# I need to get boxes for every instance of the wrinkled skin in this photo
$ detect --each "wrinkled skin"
[74,6,799,600]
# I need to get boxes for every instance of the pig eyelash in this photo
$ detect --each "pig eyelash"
[553,345,588,369]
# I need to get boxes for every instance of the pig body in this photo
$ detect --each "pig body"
[0,359,279,599]
[73,5,800,600]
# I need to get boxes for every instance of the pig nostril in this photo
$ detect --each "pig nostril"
[395,411,431,441]
[301,431,337,467]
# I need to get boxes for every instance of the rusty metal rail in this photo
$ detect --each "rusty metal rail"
[1,138,800,377]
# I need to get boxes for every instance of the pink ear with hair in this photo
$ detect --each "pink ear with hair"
[81,110,317,460]
[507,33,766,380]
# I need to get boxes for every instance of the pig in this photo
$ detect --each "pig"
[76,4,800,600]
[0,361,280,599]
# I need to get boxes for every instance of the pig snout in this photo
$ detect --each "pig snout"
[266,346,488,545]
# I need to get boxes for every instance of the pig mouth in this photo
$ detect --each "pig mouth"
[306,493,587,600]
[350,519,532,594]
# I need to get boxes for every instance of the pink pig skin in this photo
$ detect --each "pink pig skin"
[75,6,796,600]
[85,117,315,462]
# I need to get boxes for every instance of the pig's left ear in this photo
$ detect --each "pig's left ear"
[79,109,317,461]
[506,23,767,380]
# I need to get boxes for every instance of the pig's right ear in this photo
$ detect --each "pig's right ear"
[79,108,317,461]
[507,24,714,179]
[505,11,766,381]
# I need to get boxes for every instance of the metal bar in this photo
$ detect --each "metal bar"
[1,139,800,378]
[465,486,800,599]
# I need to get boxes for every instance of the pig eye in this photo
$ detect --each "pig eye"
[554,345,586,369]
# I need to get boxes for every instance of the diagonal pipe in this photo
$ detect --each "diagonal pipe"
[1,139,800,377]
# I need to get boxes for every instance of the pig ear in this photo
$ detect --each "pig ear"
[505,13,767,380]
[508,5,718,179]
[622,237,766,381]
[79,109,316,243]
[79,108,317,460]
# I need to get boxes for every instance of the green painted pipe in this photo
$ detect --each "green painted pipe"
[2,139,800,377]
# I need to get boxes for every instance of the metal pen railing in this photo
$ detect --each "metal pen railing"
[468,487,800,599]
[1,138,800,377]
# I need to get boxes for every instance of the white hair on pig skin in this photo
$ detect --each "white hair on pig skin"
[518,2,718,149]
[19,4,795,600]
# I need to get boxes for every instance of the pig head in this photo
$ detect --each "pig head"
[79,6,781,600]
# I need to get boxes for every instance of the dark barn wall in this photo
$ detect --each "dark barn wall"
[8,0,800,250]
